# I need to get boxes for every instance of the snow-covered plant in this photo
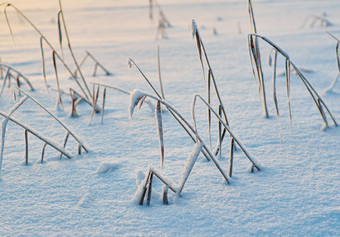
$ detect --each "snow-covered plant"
[325,32,340,92]
[248,34,338,130]
[192,19,233,158]
[129,89,230,183]
[134,142,202,206]
[0,63,34,96]
[0,86,90,175]
[132,92,261,205]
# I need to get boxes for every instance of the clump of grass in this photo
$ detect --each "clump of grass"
[1,1,106,115]
[0,63,34,96]
[248,34,338,130]
[247,0,337,130]
[301,14,333,28]
[0,86,90,175]
[149,0,171,39]
[132,91,261,205]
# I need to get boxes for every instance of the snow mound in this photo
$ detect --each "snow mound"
[96,162,120,174]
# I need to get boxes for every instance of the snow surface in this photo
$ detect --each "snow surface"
[0,0,339,236]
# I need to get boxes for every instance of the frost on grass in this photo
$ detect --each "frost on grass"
[129,89,146,119]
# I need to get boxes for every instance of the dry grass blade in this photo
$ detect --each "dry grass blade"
[285,59,292,129]
[89,85,100,124]
[25,129,28,165]
[101,87,107,123]
[155,101,164,169]
[157,46,166,99]
[247,1,269,118]
[52,51,63,108]
[248,0,257,34]
[39,37,49,93]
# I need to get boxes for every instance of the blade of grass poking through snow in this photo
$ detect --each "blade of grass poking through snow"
[248,34,337,129]
[155,101,164,169]
[39,37,49,93]
[129,90,230,183]
[285,59,292,130]
[157,46,165,99]
[89,85,100,124]
[1,3,92,104]
[192,19,232,156]
[269,49,283,140]
[192,94,261,175]
[24,129,28,165]
[247,1,269,118]
[101,87,106,123]
[52,51,63,109]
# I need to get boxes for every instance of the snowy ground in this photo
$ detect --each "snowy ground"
[0,0,339,236]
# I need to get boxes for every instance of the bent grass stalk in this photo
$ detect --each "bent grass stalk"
[247,0,269,118]
[128,58,212,162]
[192,19,233,158]
[192,94,261,176]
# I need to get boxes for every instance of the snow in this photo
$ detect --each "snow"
[0,0,339,236]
